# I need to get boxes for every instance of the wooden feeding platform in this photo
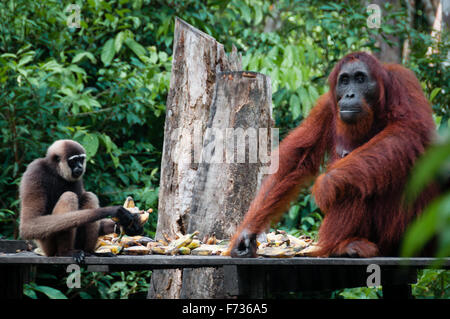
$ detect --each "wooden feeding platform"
[1,240,449,299]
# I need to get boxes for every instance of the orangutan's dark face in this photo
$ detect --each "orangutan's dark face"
[336,60,379,124]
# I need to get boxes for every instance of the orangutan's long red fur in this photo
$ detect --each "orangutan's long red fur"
[230,52,438,257]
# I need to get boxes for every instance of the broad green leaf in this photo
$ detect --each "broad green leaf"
[345,36,357,48]
[68,65,87,76]
[18,55,33,67]
[288,205,300,220]
[115,31,126,53]
[79,292,93,299]
[254,6,263,25]
[72,52,96,64]
[82,134,100,159]
[1,53,17,59]
[240,4,252,24]
[308,85,319,102]
[158,51,168,63]
[401,192,450,257]
[149,51,158,64]
[125,38,146,59]
[101,39,115,66]
[289,94,301,119]
[406,141,450,200]
[32,285,68,299]
[299,86,311,115]
[23,285,38,299]
[429,87,441,102]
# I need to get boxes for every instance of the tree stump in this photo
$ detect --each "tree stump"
[148,18,273,299]
[180,71,273,298]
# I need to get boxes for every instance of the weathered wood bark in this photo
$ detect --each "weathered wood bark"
[147,17,247,299]
[180,71,273,298]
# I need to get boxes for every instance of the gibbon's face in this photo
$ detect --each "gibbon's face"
[47,140,87,182]
[66,153,86,180]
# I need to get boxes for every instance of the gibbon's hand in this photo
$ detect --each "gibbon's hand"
[113,206,143,236]
[71,250,86,265]
[230,229,257,258]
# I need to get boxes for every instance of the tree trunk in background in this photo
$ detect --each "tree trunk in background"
[369,0,402,63]
[148,18,273,299]
[443,0,450,28]
[180,71,273,298]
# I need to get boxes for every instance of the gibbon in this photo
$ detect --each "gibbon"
[19,139,142,262]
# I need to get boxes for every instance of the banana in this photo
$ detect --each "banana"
[256,246,296,258]
[113,236,139,248]
[33,247,45,256]
[163,232,173,243]
[178,246,191,255]
[191,244,225,255]
[146,242,161,249]
[266,231,290,247]
[206,233,217,245]
[95,239,111,249]
[191,249,212,256]
[123,196,135,209]
[186,239,201,249]
[111,198,133,242]
[295,244,321,257]
[123,246,150,255]
[287,234,309,249]
[151,246,168,255]
[95,245,121,255]
[136,236,154,245]
[158,239,168,246]
[216,239,229,246]
[166,231,199,255]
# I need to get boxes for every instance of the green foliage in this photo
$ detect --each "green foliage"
[24,282,68,299]
[0,0,447,299]
[338,287,382,299]
[69,270,151,299]
[413,269,450,298]
[401,132,450,260]
[23,266,151,299]
[0,0,171,238]
[274,191,322,240]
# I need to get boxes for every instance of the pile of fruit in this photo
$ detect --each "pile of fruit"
[95,196,154,255]
[95,197,230,256]
[95,197,319,257]
[256,230,319,257]
[148,231,230,256]
[95,230,230,256]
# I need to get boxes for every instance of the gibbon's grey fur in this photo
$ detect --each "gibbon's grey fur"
[19,139,142,260]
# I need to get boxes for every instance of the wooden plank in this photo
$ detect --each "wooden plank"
[1,252,449,268]
[1,252,447,298]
